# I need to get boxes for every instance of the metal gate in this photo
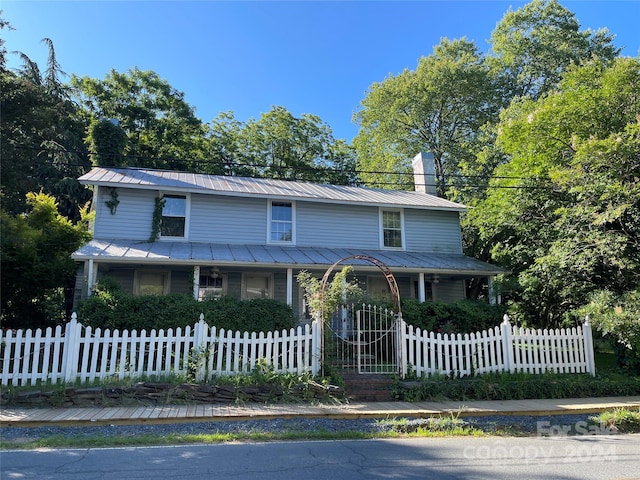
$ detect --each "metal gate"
[327,304,400,374]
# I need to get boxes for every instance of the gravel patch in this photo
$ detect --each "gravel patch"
[0,413,600,445]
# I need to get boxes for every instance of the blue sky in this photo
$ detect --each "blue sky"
[3,1,639,142]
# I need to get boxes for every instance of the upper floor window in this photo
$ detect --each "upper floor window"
[161,194,188,238]
[381,209,404,248]
[270,201,294,243]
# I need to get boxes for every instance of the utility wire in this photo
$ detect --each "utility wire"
[8,144,551,189]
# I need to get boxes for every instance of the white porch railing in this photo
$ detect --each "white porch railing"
[401,315,596,378]
[1,314,321,386]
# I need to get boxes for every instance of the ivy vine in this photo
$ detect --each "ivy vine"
[105,188,120,215]
[149,196,166,242]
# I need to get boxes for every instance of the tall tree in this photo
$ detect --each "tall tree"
[71,68,207,170]
[465,57,640,327]
[1,39,90,220]
[353,38,498,197]
[205,106,357,184]
[489,0,619,101]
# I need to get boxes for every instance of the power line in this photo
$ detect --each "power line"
[7,144,550,189]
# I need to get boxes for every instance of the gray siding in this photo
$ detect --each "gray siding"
[404,210,462,253]
[94,187,154,240]
[296,202,379,248]
[190,194,267,243]
[435,280,466,302]
[91,187,462,256]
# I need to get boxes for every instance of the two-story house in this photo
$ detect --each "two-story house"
[71,153,504,320]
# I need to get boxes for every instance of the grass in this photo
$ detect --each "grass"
[590,408,640,434]
[0,416,488,451]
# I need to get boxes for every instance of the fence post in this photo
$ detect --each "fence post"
[501,314,514,373]
[194,313,207,382]
[62,313,81,382]
[396,313,407,379]
[310,320,318,375]
[583,316,596,376]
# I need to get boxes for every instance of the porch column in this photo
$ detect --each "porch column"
[86,259,95,297]
[193,266,200,300]
[286,268,293,306]
[488,276,501,305]
[418,272,426,303]
[431,275,439,302]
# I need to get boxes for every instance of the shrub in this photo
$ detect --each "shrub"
[78,278,296,333]
[576,290,640,374]
[396,371,640,402]
[400,298,506,334]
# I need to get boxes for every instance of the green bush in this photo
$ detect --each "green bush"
[396,371,640,402]
[78,278,295,333]
[400,298,506,334]
[576,290,640,374]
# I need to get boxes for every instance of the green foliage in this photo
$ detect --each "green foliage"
[78,281,296,333]
[206,106,357,184]
[592,408,640,434]
[1,192,92,329]
[104,188,120,214]
[87,119,127,167]
[489,0,619,100]
[397,371,640,402]
[354,37,497,195]
[71,67,207,170]
[400,298,507,334]
[465,56,640,327]
[297,267,364,323]
[1,65,91,221]
[577,291,640,374]
[148,196,166,242]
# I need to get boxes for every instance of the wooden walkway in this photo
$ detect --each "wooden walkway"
[2,396,640,427]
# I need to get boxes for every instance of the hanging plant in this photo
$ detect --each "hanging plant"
[105,188,120,215]
[149,196,166,242]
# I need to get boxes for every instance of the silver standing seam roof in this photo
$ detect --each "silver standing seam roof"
[75,167,505,275]
[72,239,505,276]
[78,167,466,211]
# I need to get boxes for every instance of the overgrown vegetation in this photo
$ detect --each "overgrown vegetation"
[395,371,640,402]
[591,408,640,434]
[400,298,507,334]
[78,277,295,333]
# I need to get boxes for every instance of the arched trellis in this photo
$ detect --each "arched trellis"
[318,255,403,376]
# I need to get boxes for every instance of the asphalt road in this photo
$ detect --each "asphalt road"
[2,434,639,479]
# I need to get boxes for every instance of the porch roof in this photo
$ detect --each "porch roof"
[72,239,505,277]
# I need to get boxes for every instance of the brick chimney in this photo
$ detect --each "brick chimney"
[412,152,437,195]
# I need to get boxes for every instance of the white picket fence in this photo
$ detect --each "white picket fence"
[1,314,321,386]
[401,315,596,378]
[0,312,596,386]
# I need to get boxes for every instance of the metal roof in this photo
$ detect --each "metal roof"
[79,167,466,211]
[72,239,505,276]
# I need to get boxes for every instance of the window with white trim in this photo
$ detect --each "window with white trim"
[243,274,273,299]
[134,270,170,295]
[160,194,189,238]
[198,274,226,300]
[381,209,403,248]
[270,201,294,243]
